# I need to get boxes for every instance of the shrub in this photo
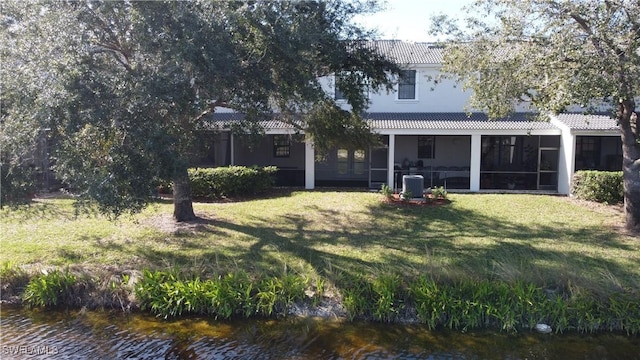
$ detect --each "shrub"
[135,270,307,319]
[189,166,277,200]
[23,269,77,307]
[341,276,374,321]
[372,273,404,322]
[0,162,38,207]
[431,186,447,199]
[571,171,623,204]
[380,184,393,199]
[256,274,306,316]
[0,262,29,298]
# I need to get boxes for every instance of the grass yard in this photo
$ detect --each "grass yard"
[1,191,638,297]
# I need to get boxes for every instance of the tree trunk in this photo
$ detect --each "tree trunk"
[172,167,196,222]
[619,100,640,233]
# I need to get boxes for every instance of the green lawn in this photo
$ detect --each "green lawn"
[1,191,637,296]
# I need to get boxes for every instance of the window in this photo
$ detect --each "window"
[575,136,601,169]
[273,135,290,158]
[334,72,367,101]
[337,148,348,174]
[417,136,435,158]
[336,148,366,175]
[353,149,366,174]
[334,74,346,100]
[398,70,416,100]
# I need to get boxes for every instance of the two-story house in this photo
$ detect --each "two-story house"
[201,40,622,195]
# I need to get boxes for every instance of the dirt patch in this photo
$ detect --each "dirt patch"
[142,213,218,234]
[383,194,451,207]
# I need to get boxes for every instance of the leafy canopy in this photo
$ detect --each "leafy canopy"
[432,0,640,232]
[1,0,400,216]
[432,0,639,119]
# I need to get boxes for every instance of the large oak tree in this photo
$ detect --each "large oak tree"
[433,0,640,232]
[1,1,399,220]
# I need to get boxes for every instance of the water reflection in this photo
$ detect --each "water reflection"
[1,306,639,359]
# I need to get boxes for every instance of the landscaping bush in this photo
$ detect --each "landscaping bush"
[0,162,38,207]
[23,269,77,308]
[188,166,277,200]
[135,270,307,319]
[571,171,623,204]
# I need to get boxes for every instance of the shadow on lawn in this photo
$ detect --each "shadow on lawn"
[87,193,637,295]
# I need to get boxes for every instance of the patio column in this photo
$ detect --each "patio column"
[470,134,481,192]
[557,129,575,195]
[305,135,315,189]
[552,115,575,195]
[387,134,396,190]
[230,133,235,165]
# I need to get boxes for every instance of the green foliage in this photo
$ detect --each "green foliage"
[135,270,307,319]
[572,171,623,204]
[256,274,307,317]
[305,100,382,155]
[23,269,77,308]
[189,166,277,200]
[56,124,163,218]
[411,276,445,330]
[0,262,29,298]
[430,186,447,199]
[216,271,255,319]
[400,190,413,201]
[340,275,374,321]
[1,0,399,219]
[0,162,38,207]
[372,273,403,322]
[409,277,640,334]
[11,265,640,334]
[434,0,639,229]
[380,184,393,199]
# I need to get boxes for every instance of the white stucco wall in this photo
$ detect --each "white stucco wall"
[320,65,474,113]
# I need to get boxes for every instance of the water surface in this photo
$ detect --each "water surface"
[1,307,638,359]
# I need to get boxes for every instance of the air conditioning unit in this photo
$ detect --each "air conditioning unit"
[402,175,423,198]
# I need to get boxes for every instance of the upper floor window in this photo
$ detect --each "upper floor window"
[273,135,290,158]
[417,136,435,158]
[334,72,367,101]
[398,70,417,100]
[335,84,346,101]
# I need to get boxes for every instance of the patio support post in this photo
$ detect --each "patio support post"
[557,126,575,195]
[387,134,396,190]
[230,133,235,166]
[305,135,315,189]
[470,134,481,192]
[550,115,576,195]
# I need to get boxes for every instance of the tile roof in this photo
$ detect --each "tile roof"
[365,112,557,131]
[207,112,559,131]
[554,113,620,131]
[368,40,443,65]
[205,113,297,130]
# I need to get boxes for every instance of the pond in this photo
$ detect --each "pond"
[1,306,639,359]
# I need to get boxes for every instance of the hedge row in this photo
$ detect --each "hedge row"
[15,268,640,334]
[571,171,623,204]
[189,166,277,200]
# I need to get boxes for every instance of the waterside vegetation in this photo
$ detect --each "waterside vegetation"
[1,191,638,334]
